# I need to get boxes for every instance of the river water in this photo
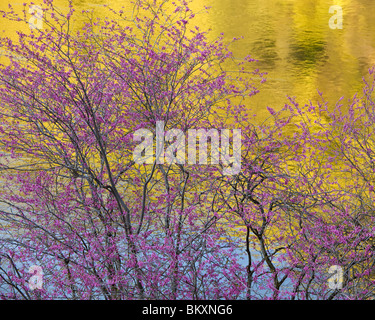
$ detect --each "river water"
[1,0,375,118]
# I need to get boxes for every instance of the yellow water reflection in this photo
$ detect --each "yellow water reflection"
[1,0,375,119]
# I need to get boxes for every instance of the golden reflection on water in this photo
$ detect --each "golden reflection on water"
[1,0,375,119]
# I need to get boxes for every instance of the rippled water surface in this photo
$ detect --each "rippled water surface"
[2,0,375,117]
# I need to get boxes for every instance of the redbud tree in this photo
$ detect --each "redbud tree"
[0,0,373,300]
